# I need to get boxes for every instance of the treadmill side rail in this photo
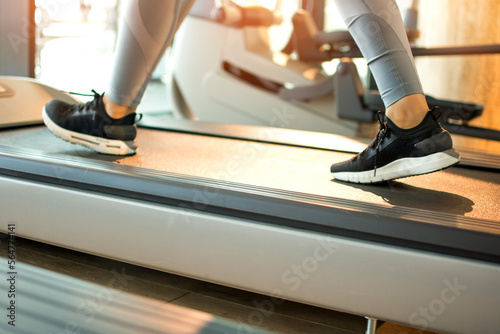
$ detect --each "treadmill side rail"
[0,145,499,262]
[0,175,499,334]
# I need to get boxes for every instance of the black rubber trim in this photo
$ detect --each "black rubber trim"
[1,145,500,265]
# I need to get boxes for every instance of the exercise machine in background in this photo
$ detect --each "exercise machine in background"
[167,0,500,141]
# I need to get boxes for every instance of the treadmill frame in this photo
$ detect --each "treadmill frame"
[1,145,499,334]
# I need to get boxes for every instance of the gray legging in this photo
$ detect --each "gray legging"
[107,0,423,109]
[333,0,424,108]
[106,0,195,108]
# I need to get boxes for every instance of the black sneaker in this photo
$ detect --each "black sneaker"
[42,91,138,155]
[330,109,460,183]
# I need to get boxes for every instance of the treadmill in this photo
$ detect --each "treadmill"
[1,76,500,334]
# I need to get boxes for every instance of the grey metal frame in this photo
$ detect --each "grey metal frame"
[1,145,499,262]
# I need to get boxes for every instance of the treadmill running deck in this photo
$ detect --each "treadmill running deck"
[0,125,499,222]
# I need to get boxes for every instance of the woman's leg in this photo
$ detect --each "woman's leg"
[43,0,196,155]
[105,0,196,118]
[330,0,459,183]
[334,0,429,128]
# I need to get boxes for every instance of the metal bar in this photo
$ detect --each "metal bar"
[365,317,378,334]
[329,44,500,59]
[412,44,500,56]
[443,123,500,142]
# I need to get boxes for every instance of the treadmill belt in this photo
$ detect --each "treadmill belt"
[0,125,499,222]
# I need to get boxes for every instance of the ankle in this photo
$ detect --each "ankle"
[385,94,429,129]
[102,94,137,119]
[385,110,428,129]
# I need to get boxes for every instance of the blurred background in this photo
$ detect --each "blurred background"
[1,0,499,130]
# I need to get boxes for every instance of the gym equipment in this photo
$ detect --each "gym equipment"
[1,76,500,334]
[167,0,362,138]
[166,0,500,141]
[285,1,500,141]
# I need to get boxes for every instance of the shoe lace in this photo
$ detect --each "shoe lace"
[65,89,100,98]
[62,89,143,122]
[64,89,100,119]
[373,111,388,177]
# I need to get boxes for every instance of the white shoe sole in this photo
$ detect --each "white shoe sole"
[331,149,460,183]
[42,107,137,155]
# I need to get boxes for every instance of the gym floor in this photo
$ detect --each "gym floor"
[0,235,437,334]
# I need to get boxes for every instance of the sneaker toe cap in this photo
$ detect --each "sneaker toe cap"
[44,99,72,117]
